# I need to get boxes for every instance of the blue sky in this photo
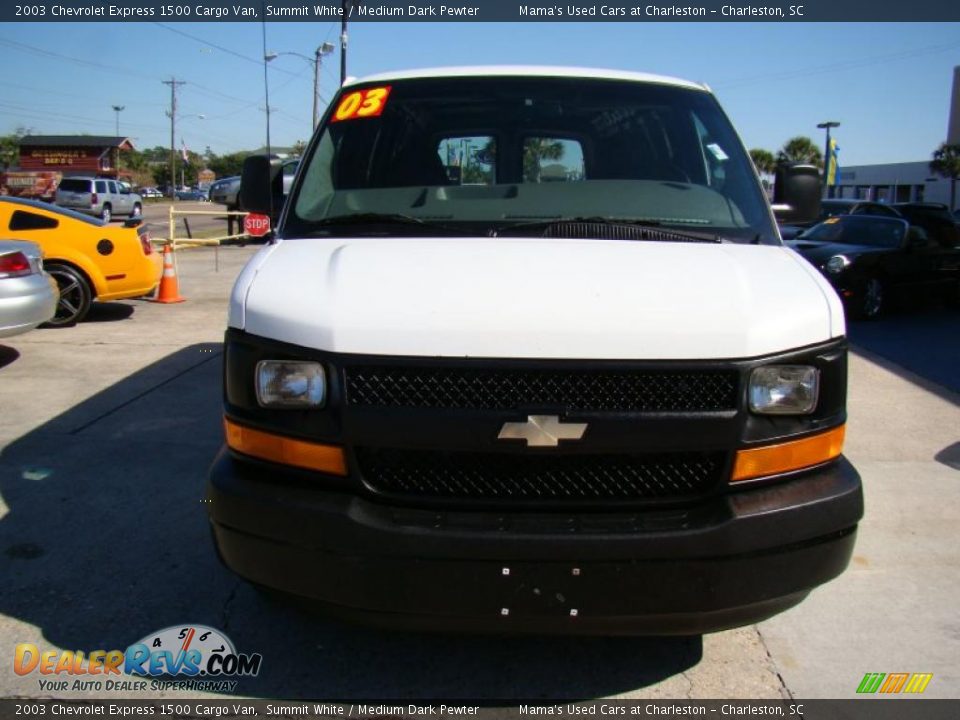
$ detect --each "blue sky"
[1,21,958,166]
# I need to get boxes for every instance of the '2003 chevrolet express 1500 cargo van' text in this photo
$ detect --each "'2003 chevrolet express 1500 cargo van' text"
[207,67,863,634]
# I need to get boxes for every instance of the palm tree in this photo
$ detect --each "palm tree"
[749,148,777,175]
[748,148,777,194]
[929,142,960,211]
[524,139,565,182]
[777,136,823,168]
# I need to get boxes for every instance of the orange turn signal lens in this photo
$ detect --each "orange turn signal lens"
[224,418,347,476]
[731,425,845,483]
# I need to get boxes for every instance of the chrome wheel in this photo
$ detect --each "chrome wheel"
[101,205,112,223]
[45,263,92,326]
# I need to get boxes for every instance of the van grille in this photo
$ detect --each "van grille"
[356,447,725,503]
[345,367,738,413]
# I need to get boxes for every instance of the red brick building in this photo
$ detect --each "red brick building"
[16,135,134,177]
[1,135,135,200]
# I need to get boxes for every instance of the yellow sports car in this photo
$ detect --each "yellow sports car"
[0,197,162,325]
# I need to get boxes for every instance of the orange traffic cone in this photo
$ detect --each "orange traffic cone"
[152,244,185,304]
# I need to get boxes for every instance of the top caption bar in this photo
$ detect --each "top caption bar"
[4,0,960,22]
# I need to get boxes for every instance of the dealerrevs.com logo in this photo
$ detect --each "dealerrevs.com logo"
[14,624,262,693]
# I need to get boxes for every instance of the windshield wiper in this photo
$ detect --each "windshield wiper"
[303,213,473,236]
[491,216,726,243]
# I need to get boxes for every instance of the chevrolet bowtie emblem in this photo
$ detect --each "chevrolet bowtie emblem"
[497,415,588,447]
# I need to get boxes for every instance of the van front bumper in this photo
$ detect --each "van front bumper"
[207,450,862,635]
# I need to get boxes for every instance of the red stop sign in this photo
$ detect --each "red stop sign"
[244,213,271,237]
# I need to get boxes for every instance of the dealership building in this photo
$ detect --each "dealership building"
[829,161,953,205]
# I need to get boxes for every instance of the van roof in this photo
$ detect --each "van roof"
[346,66,709,93]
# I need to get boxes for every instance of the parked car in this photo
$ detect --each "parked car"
[55,177,143,222]
[0,197,162,325]
[139,186,163,199]
[787,214,960,319]
[0,239,58,338]
[175,188,207,201]
[213,160,298,216]
[779,199,898,240]
[890,202,960,248]
[209,176,242,210]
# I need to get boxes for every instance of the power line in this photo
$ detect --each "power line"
[0,37,156,83]
[153,22,300,77]
[714,40,960,90]
[0,80,167,109]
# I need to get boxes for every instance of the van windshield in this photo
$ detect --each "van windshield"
[288,75,777,244]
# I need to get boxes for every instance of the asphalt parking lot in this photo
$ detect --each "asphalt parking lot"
[1,245,958,701]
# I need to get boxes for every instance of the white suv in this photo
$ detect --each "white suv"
[55,177,142,223]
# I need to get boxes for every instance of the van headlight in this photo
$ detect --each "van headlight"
[826,255,850,274]
[749,365,819,415]
[255,361,326,408]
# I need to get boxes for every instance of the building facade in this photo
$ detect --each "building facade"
[830,161,955,207]
[16,135,134,178]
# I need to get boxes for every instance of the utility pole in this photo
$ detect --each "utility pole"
[163,78,186,198]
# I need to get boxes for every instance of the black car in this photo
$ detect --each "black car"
[891,202,960,249]
[787,214,960,319]
[778,199,900,240]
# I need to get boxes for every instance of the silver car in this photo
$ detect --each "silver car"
[55,177,143,223]
[0,240,58,338]
[209,176,241,210]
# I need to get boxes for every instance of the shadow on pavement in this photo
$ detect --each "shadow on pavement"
[848,304,960,402]
[0,345,20,369]
[0,344,701,699]
[82,303,136,323]
[935,441,960,471]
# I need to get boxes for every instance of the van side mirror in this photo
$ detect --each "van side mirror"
[240,155,284,215]
[771,163,822,225]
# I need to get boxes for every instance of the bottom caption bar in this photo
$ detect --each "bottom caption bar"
[2,701,959,719]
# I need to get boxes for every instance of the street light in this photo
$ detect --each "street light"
[341,1,360,85]
[112,105,125,136]
[265,42,335,131]
[112,105,125,174]
[817,121,840,195]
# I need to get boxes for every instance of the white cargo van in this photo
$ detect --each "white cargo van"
[207,67,862,634]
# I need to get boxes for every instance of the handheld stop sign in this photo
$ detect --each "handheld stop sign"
[244,213,271,237]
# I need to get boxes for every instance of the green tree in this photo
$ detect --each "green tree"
[208,151,248,179]
[0,126,30,170]
[749,148,777,176]
[777,136,823,167]
[523,139,564,182]
[929,142,960,211]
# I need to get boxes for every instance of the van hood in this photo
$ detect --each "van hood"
[232,238,844,360]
